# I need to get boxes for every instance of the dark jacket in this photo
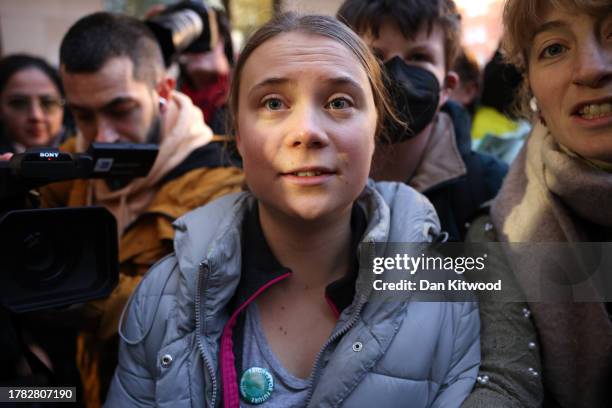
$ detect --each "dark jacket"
[424,102,508,241]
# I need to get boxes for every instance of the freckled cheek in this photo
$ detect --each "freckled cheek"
[343,121,376,157]
[336,139,375,181]
[531,72,559,116]
[245,117,289,154]
[240,134,280,176]
[246,126,275,150]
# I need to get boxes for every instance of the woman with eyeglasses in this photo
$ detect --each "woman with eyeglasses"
[0,54,69,154]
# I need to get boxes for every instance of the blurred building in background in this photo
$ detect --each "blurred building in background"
[0,0,102,65]
[0,0,504,69]
[281,0,505,67]
[455,0,504,66]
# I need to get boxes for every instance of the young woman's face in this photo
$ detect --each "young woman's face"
[0,67,64,148]
[528,8,612,161]
[236,32,378,221]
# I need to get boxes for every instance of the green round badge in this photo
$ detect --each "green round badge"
[240,367,274,404]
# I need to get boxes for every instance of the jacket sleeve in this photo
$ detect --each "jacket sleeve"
[478,152,509,201]
[104,302,156,407]
[103,259,174,407]
[461,215,543,408]
[431,301,481,408]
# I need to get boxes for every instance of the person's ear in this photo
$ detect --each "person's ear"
[156,77,176,111]
[444,70,460,91]
[440,70,459,105]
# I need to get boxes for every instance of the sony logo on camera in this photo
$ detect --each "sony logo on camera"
[39,152,59,158]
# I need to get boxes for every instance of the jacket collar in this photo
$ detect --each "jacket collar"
[234,202,367,315]
[409,111,467,193]
[170,182,439,406]
[171,181,438,333]
[233,204,290,309]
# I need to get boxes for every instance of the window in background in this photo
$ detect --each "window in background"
[455,0,504,66]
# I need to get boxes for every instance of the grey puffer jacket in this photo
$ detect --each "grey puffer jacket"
[106,181,480,407]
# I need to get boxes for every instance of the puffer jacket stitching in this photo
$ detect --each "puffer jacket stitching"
[331,319,403,406]
[107,182,480,407]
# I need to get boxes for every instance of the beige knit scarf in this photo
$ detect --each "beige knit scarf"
[491,122,612,408]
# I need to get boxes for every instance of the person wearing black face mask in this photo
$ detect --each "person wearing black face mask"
[381,57,440,143]
[338,0,508,242]
[338,3,544,408]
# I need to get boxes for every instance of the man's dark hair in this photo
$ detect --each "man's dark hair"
[453,48,481,87]
[59,12,164,85]
[337,0,462,70]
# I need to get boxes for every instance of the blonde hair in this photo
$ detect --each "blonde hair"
[502,0,612,116]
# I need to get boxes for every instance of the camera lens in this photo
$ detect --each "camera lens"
[21,232,64,285]
[0,207,118,313]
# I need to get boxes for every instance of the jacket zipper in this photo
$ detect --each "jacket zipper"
[305,239,375,405]
[195,260,217,407]
[305,298,366,406]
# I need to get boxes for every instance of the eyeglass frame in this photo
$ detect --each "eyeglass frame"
[3,94,66,115]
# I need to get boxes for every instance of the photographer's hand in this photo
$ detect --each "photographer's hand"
[0,153,13,161]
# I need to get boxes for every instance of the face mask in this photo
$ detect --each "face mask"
[382,57,440,144]
[180,73,229,123]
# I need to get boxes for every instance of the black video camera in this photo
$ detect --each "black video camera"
[0,143,158,314]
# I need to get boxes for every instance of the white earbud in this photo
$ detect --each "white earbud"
[159,97,168,109]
